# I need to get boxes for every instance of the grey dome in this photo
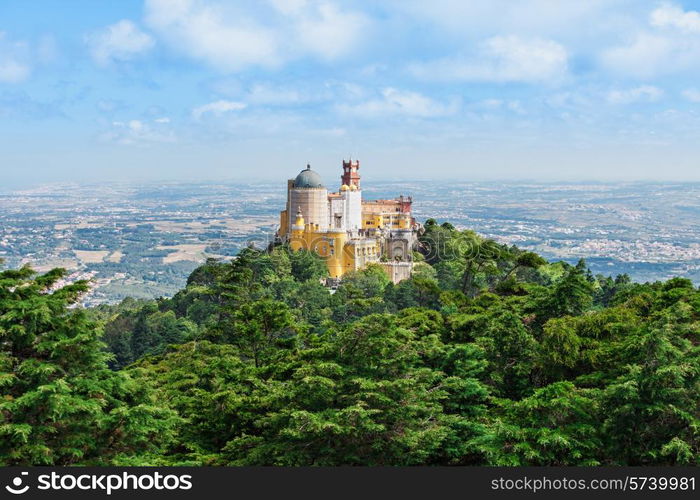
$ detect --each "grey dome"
[294,165,324,189]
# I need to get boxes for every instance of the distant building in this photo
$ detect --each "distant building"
[277,160,420,283]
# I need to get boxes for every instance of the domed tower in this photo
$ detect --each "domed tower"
[288,164,328,233]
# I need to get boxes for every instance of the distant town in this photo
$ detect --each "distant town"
[1,180,699,306]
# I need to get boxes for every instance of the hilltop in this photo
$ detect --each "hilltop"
[1,221,698,466]
[2,181,699,307]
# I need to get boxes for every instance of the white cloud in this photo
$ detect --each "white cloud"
[607,85,664,104]
[387,0,626,47]
[86,20,154,66]
[246,83,307,105]
[409,35,568,83]
[214,81,337,105]
[474,99,504,110]
[650,2,700,34]
[144,0,279,71]
[600,33,679,78]
[337,87,458,118]
[0,32,31,83]
[268,0,308,15]
[283,2,370,60]
[102,118,174,145]
[0,59,30,84]
[144,0,368,72]
[601,3,700,78]
[192,99,246,120]
[96,99,127,113]
[473,99,525,114]
[127,120,143,131]
[682,88,700,102]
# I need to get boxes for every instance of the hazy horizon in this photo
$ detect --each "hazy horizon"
[5,173,700,193]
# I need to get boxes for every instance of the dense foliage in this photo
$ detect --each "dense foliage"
[0,267,176,465]
[1,222,698,466]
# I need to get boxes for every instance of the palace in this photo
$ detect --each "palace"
[277,160,420,283]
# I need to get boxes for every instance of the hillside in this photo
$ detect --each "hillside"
[1,220,698,466]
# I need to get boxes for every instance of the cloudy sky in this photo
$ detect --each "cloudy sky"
[2,0,700,185]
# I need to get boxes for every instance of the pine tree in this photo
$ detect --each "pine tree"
[0,267,176,465]
[600,324,699,464]
[222,314,489,465]
[536,259,595,326]
[474,382,601,465]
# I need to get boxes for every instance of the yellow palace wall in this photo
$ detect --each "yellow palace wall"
[289,224,382,278]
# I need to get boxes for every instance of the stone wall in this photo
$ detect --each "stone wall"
[380,262,413,284]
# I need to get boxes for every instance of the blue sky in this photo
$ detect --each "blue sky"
[2,0,700,185]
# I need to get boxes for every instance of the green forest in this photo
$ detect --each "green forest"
[1,219,698,466]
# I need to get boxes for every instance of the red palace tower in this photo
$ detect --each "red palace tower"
[341,159,361,189]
